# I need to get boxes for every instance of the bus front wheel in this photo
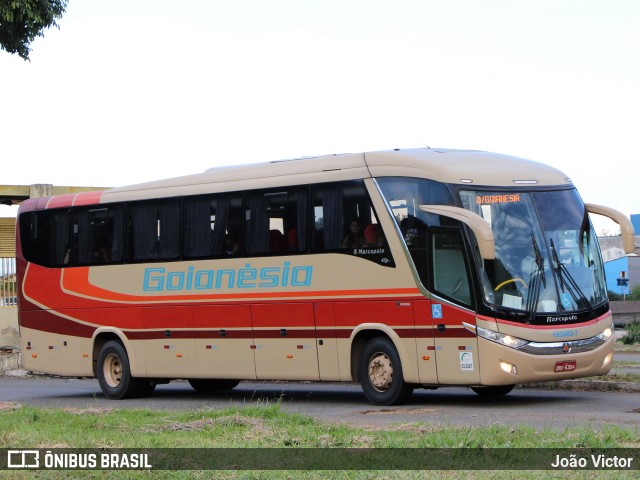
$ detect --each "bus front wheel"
[97,340,142,400]
[359,337,413,405]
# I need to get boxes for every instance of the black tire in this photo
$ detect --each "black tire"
[471,385,515,398]
[136,379,157,397]
[188,379,240,393]
[97,340,142,399]
[359,337,413,405]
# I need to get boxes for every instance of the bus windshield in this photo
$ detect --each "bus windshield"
[460,189,608,316]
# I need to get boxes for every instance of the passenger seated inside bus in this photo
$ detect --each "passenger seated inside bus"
[287,227,299,250]
[364,224,384,247]
[269,229,287,253]
[342,218,365,248]
[399,215,427,248]
[223,236,240,256]
[92,248,110,263]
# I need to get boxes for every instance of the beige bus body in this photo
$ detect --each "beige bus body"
[17,149,623,404]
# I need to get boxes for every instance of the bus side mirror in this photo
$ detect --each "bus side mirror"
[419,205,496,260]
[585,203,635,254]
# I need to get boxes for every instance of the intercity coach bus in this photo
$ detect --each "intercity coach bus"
[15,148,635,405]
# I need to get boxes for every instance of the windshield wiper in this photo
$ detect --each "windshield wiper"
[549,238,595,316]
[531,234,546,288]
[526,234,545,321]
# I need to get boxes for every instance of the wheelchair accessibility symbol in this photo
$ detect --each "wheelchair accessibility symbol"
[432,304,443,319]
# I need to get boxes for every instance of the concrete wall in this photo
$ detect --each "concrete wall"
[0,308,19,348]
[0,350,21,374]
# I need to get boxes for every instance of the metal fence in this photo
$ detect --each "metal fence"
[1,257,17,308]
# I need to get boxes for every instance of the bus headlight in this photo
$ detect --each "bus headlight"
[475,325,529,349]
[596,325,613,341]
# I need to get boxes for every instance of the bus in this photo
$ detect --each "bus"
[15,148,635,405]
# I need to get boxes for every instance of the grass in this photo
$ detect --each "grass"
[0,403,639,479]
[0,337,637,478]
[589,373,640,383]
[619,322,640,345]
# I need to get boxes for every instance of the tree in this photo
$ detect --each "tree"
[0,0,68,61]
[629,284,640,301]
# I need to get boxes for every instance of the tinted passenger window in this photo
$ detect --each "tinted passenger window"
[73,205,124,265]
[183,194,242,259]
[127,199,181,262]
[244,187,308,256]
[311,180,393,267]
[19,209,70,267]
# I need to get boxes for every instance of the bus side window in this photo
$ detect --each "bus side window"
[127,199,181,262]
[183,194,242,259]
[244,187,308,256]
[310,180,394,266]
[312,182,361,251]
[20,209,70,267]
[73,205,124,265]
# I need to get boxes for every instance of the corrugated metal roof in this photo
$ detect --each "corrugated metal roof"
[0,218,16,257]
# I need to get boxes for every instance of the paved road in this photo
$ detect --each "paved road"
[1,376,639,431]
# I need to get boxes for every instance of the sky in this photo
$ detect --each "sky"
[1,0,639,232]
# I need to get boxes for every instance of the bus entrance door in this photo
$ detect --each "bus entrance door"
[431,302,480,385]
[428,227,481,384]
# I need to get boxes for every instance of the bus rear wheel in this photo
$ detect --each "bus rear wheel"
[188,379,240,393]
[359,337,413,405]
[97,340,142,400]
[471,385,515,398]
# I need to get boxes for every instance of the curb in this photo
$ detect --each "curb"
[519,379,640,393]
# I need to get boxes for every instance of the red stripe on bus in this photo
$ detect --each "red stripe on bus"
[46,194,77,209]
[20,310,96,338]
[73,191,105,206]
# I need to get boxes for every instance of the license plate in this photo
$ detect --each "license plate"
[554,360,576,373]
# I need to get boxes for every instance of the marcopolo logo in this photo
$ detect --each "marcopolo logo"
[143,262,314,292]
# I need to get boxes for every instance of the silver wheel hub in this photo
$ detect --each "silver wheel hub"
[368,352,393,392]
[103,353,122,388]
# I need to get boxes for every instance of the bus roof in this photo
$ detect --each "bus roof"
[101,148,572,203]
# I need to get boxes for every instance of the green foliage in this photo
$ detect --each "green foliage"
[620,320,640,345]
[0,405,638,479]
[0,0,68,61]
[628,284,640,301]
[608,290,623,301]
